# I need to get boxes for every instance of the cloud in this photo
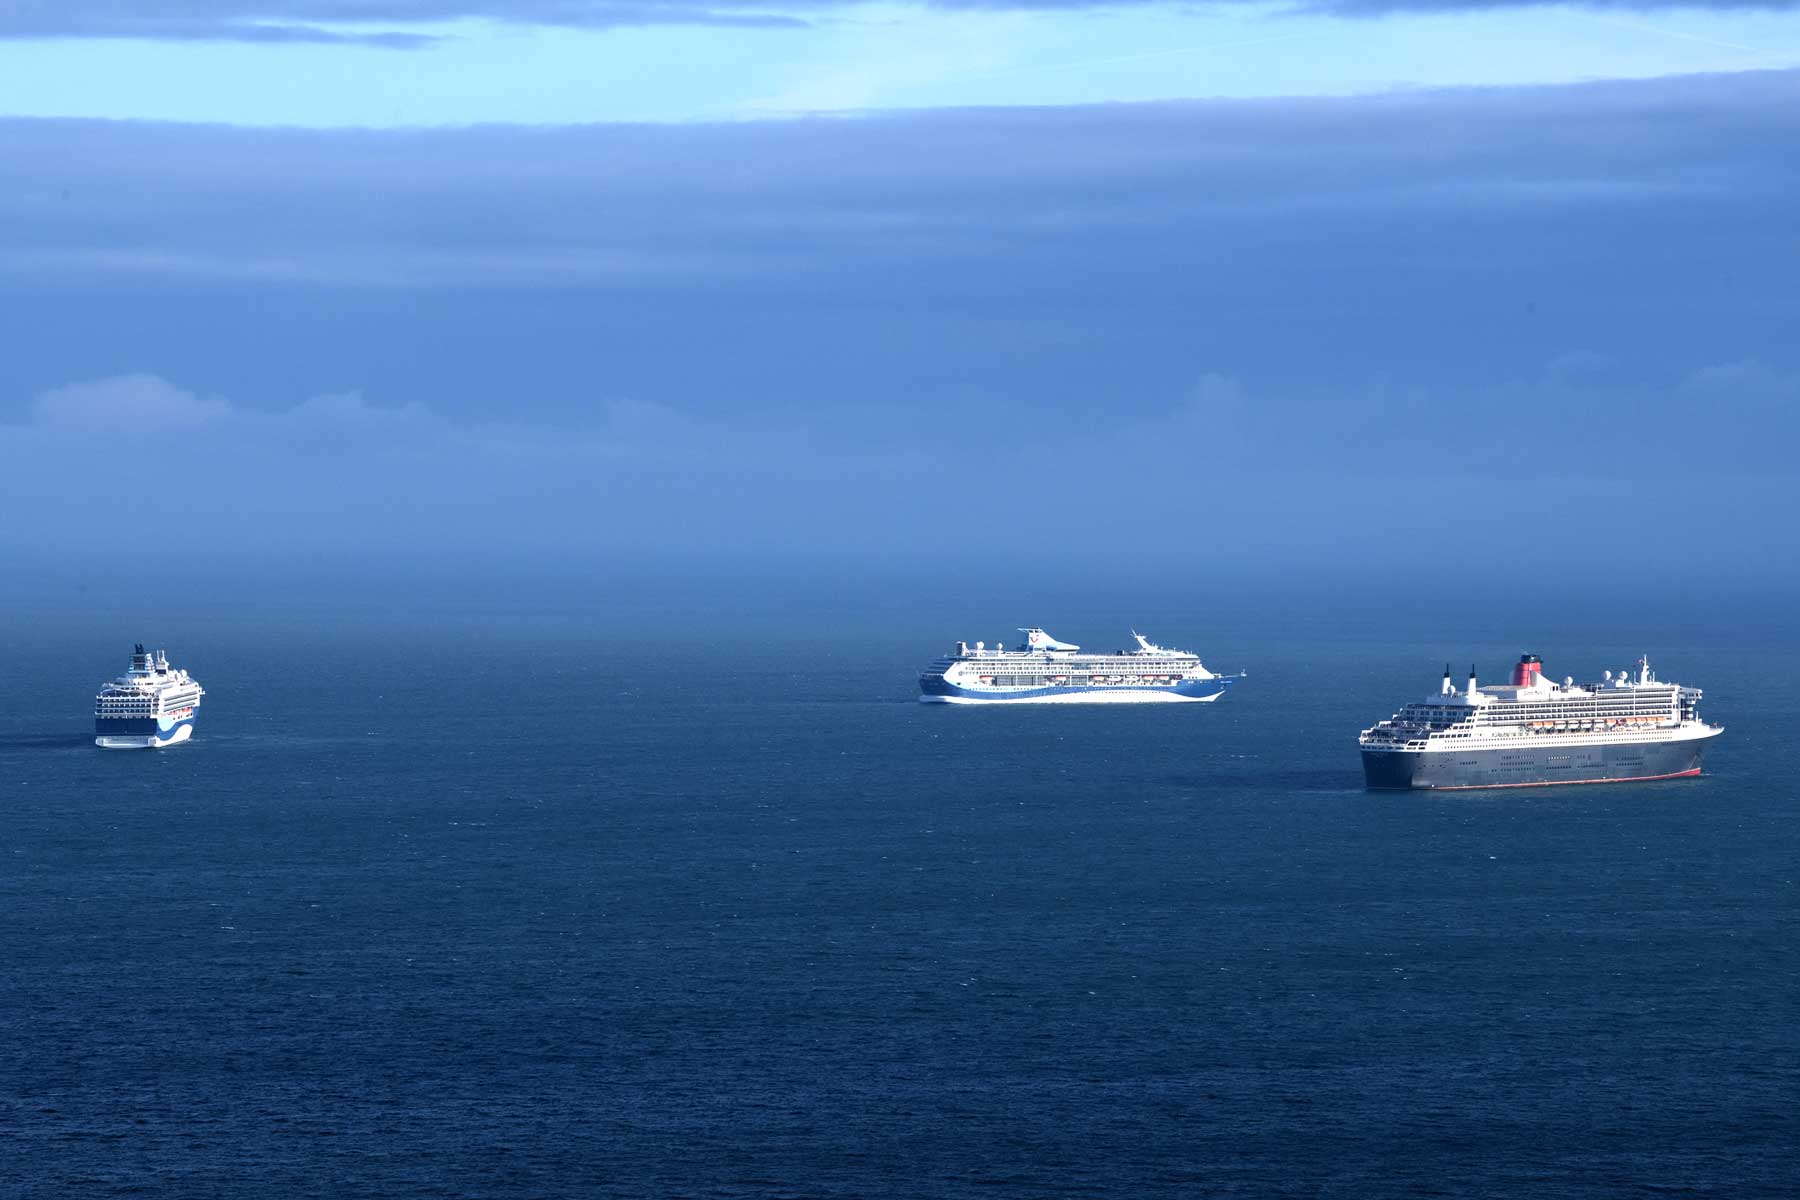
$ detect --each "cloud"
[21,375,439,434]
[13,374,733,464]
[3,0,1797,46]
[6,362,1793,577]
[4,68,1798,295]
[1545,351,1618,377]
[1,71,1796,576]
[280,389,434,430]
[1116,361,1800,475]
[0,7,438,47]
[0,70,1795,476]
[0,1,808,44]
[31,374,230,430]
[1678,358,1799,396]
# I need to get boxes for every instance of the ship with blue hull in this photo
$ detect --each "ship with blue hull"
[94,645,204,749]
[1360,654,1720,790]
[919,628,1242,704]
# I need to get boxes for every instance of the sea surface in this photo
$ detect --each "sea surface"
[2,591,1796,1197]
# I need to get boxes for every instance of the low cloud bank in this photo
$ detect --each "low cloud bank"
[6,364,1793,582]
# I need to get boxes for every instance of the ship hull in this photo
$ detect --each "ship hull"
[1362,731,1718,790]
[919,676,1236,704]
[94,715,196,750]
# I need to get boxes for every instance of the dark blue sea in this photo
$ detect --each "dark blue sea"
[3,586,1796,1197]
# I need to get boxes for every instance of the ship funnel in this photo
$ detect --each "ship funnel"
[1511,653,1544,687]
[1441,664,1453,695]
[1465,664,1478,699]
[1021,628,1080,652]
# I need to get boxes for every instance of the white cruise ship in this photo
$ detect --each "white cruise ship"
[919,628,1242,703]
[1360,654,1721,789]
[94,645,205,749]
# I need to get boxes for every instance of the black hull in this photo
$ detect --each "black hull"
[1362,732,1718,791]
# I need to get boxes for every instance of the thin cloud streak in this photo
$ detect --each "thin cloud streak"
[4,0,1798,45]
[5,70,1800,290]
[0,1,808,43]
[7,18,439,47]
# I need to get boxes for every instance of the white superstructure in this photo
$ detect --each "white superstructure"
[919,628,1242,704]
[1361,656,1715,753]
[94,644,205,749]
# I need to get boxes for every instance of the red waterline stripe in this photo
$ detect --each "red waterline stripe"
[1425,768,1701,791]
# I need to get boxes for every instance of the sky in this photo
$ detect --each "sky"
[3,0,1798,595]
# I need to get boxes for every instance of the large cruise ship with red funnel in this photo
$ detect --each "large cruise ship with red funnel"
[1360,654,1721,790]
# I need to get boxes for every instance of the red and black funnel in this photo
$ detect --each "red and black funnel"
[1511,654,1544,687]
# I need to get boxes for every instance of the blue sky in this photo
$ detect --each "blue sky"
[3,1,1798,587]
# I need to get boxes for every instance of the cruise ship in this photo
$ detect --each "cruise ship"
[94,645,205,749]
[1360,654,1721,789]
[919,628,1242,703]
